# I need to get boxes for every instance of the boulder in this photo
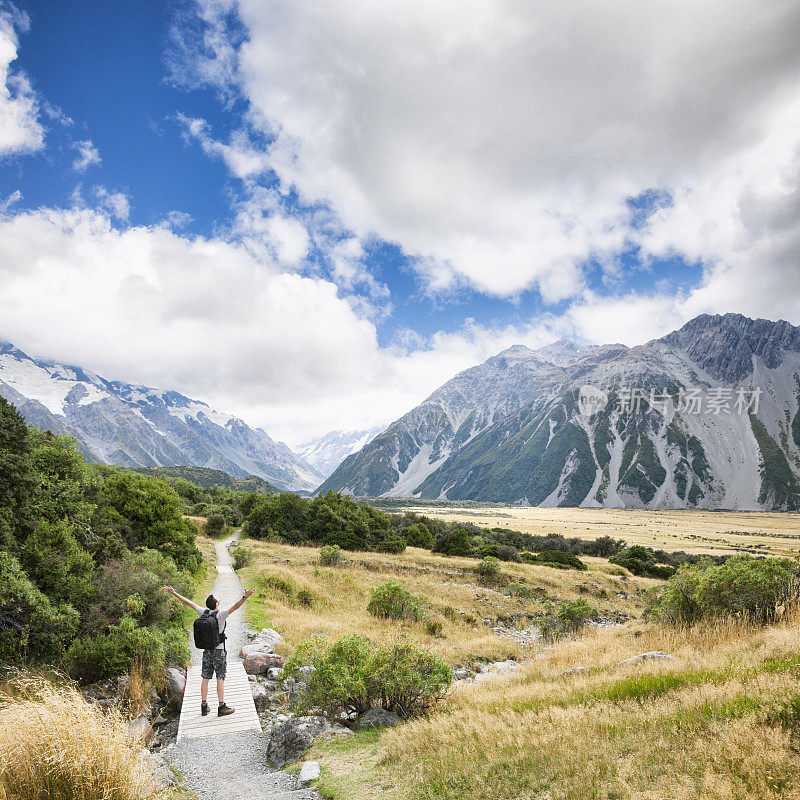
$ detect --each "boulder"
[244,652,286,675]
[297,761,321,789]
[128,716,153,745]
[452,668,472,681]
[241,628,284,659]
[165,668,186,713]
[354,708,402,730]
[268,666,284,680]
[249,679,270,712]
[617,651,677,667]
[559,667,586,677]
[266,716,353,767]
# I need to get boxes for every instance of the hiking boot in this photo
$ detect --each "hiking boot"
[201,702,209,716]
[218,703,235,717]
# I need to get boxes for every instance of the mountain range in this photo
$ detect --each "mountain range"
[0,342,322,493]
[297,427,384,478]
[319,314,800,511]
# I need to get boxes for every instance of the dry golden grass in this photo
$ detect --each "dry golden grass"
[0,674,168,800]
[238,540,656,664]
[306,612,800,800]
[395,505,800,557]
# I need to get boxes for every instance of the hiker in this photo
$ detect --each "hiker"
[163,585,255,717]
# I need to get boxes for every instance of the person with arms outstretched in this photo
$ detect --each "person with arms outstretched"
[163,585,254,717]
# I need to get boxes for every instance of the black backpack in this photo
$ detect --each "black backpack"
[193,610,225,650]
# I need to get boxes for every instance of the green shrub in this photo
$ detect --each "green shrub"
[297,589,314,607]
[441,605,458,621]
[367,580,423,622]
[286,634,451,718]
[538,598,599,641]
[432,527,474,557]
[231,543,253,570]
[266,574,295,599]
[425,617,444,636]
[647,555,800,625]
[204,514,227,538]
[464,612,477,625]
[507,581,537,599]
[610,546,676,579]
[405,522,434,549]
[476,556,501,579]
[65,616,188,684]
[320,544,341,566]
[0,551,79,663]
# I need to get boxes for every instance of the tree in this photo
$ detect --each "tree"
[0,397,34,548]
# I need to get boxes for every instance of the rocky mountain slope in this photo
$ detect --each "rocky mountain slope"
[0,342,322,492]
[319,314,800,510]
[297,427,384,478]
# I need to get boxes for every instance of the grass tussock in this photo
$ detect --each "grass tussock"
[307,612,800,800]
[0,674,167,800]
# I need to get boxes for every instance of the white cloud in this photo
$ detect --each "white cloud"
[176,0,800,303]
[0,4,43,157]
[72,139,101,172]
[93,187,130,222]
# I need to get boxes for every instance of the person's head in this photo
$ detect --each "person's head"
[206,594,219,611]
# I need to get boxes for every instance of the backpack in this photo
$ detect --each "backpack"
[193,610,225,650]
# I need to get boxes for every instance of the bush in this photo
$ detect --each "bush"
[231,543,253,570]
[0,551,79,663]
[266,574,295,599]
[0,676,165,800]
[405,522,434,549]
[286,634,451,718]
[297,589,314,607]
[205,513,227,538]
[367,580,423,622]
[538,598,599,641]
[646,555,800,625]
[320,545,341,566]
[65,616,188,684]
[432,527,474,556]
[476,556,501,579]
[507,581,538,599]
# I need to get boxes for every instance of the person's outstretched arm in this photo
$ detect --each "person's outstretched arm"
[226,588,255,616]
[163,585,201,610]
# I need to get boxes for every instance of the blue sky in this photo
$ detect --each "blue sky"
[0,0,798,443]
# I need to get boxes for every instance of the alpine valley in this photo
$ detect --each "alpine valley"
[0,341,323,492]
[319,314,800,511]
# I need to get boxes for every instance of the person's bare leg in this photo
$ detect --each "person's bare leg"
[216,678,225,705]
[201,677,209,704]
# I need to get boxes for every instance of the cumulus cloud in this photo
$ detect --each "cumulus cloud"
[0,3,43,157]
[174,0,800,306]
[72,139,101,172]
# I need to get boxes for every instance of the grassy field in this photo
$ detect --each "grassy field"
[392,505,800,557]
[233,517,800,800]
[307,612,800,800]
[237,540,657,664]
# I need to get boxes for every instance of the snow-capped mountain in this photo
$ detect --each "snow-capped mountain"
[0,342,323,492]
[297,427,384,478]
[319,314,800,510]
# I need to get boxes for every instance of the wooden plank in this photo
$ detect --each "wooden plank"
[178,661,261,741]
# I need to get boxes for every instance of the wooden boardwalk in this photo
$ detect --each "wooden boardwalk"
[177,661,261,741]
[177,531,261,742]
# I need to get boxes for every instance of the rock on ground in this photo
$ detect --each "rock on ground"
[617,651,677,667]
[165,667,186,712]
[298,761,321,788]
[241,628,284,658]
[244,651,286,675]
[354,708,402,730]
[266,716,353,768]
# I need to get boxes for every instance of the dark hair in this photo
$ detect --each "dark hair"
[206,594,218,610]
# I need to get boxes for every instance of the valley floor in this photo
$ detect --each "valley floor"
[234,533,800,800]
[390,505,800,557]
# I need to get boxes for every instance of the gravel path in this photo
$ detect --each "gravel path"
[166,531,318,800]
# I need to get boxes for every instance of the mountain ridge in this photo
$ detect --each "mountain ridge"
[319,313,800,510]
[0,341,322,492]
